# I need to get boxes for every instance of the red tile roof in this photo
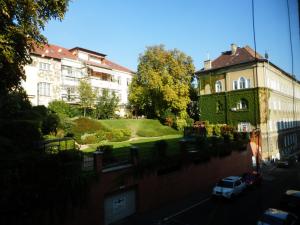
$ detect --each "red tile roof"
[32,44,77,60]
[198,45,265,72]
[103,59,134,73]
[31,43,134,73]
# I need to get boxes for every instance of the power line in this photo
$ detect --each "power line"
[287,0,294,77]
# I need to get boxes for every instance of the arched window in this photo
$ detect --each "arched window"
[215,80,222,92]
[237,99,248,110]
[239,77,246,89]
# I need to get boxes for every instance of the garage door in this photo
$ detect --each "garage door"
[104,189,136,225]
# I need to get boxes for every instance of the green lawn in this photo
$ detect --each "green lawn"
[99,119,180,137]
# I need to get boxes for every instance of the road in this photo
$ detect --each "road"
[162,163,300,225]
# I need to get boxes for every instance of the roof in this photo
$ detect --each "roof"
[103,59,134,73]
[212,45,263,71]
[69,47,106,57]
[32,44,77,60]
[31,43,134,74]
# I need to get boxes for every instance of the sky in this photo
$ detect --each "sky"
[43,0,300,78]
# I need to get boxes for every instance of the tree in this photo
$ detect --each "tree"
[129,45,195,119]
[78,79,96,117]
[0,0,70,94]
[94,89,119,119]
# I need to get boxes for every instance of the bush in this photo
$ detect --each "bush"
[81,134,98,144]
[95,130,107,142]
[160,110,176,127]
[173,118,187,131]
[0,120,42,151]
[71,117,105,136]
[110,129,132,142]
[186,117,194,127]
[48,100,80,117]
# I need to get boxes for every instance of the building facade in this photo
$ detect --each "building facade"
[22,44,134,116]
[196,44,300,161]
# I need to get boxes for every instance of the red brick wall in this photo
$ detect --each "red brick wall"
[64,149,252,225]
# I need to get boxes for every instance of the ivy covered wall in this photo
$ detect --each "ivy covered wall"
[199,73,225,95]
[199,88,263,127]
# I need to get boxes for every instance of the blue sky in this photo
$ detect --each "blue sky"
[43,0,300,78]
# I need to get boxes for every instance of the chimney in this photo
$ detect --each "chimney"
[204,59,212,70]
[231,43,237,55]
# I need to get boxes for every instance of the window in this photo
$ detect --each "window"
[127,78,131,86]
[238,122,250,132]
[39,62,50,71]
[215,81,222,92]
[233,77,250,90]
[237,99,248,110]
[233,80,238,90]
[239,77,246,89]
[38,82,50,96]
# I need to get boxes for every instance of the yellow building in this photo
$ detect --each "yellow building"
[196,44,300,161]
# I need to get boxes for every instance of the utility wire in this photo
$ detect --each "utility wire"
[287,0,294,77]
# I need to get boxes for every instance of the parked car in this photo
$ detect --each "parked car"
[276,158,296,168]
[257,208,298,225]
[212,176,246,199]
[242,171,262,187]
[280,190,300,216]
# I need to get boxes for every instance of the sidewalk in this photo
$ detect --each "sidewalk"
[118,187,212,225]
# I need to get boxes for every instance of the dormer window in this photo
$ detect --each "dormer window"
[215,80,222,93]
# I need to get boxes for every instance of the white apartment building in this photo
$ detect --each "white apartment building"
[22,44,134,116]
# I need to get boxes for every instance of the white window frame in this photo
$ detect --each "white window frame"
[38,82,50,96]
[39,62,50,71]
[215,80,222,93]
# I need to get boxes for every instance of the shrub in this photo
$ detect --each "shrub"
[186,117,194,127]
[95,130,107,142]
[71,117,104,136]
[0,120,42,151]
[81,134,98,144]
[173,118,187,131]
[160,110,175,127]
[110,129,132,142]
[48,100,80,117]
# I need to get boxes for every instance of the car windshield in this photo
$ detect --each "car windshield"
[217,180,234,188]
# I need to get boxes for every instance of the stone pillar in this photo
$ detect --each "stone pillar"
[94,151,103,173]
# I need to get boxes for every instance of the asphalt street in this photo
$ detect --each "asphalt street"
[120,162,300,225]
[163,163,300,225]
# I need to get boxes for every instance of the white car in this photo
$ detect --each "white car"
[257,208,298,225]
[212,176,246,199]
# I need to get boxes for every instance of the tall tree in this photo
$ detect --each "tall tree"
[129,45,195,119]
[78,79,96,117]
[94,89,119,119]
[0,0,69,94]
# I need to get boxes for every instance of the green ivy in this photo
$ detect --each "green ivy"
[199,88,264,127]
[199,73,225,94]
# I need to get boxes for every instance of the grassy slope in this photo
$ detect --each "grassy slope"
[82,119,183,154]
[99,119,180,137]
